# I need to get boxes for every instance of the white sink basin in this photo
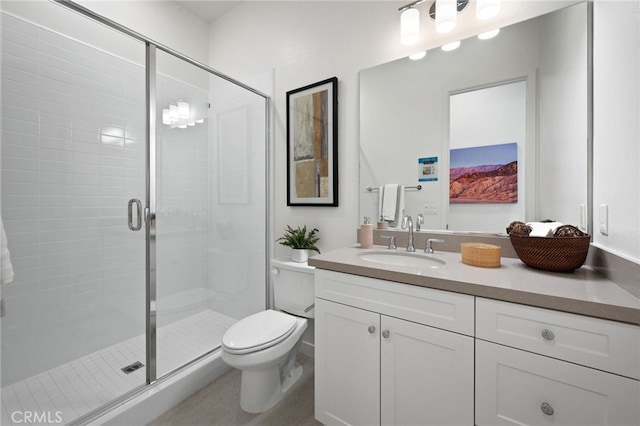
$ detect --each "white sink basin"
[357,251,446,268]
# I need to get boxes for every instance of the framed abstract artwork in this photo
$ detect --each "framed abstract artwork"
[286,77,338,206]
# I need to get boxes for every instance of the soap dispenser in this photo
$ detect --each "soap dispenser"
[360,217,373,249]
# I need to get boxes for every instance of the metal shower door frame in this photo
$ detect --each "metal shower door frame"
[54,0,271,393]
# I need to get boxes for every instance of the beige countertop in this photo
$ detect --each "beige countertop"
[308,245,640,325]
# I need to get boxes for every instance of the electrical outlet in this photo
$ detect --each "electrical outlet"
[424,204,438,215]
[599,204,608,236]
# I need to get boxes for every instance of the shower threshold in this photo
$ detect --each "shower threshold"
[1,310,236,426]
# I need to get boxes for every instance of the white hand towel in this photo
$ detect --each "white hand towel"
[380,184,399,221]
[1,217,14,286]
[527,221,564,237]
[396,185,405,225]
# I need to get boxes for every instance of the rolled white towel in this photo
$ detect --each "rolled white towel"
[527,221,564,237]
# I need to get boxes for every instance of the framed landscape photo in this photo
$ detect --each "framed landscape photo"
[286,77,338,206]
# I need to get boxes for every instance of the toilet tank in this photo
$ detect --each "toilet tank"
[271,258,315,318]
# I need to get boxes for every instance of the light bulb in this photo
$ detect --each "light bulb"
[441,40,461,51]
[477,0,500,20]
[409,51,427,60]
[177,101,190,119]
[478,29,500,40]
[436,0,457,34]
[400,8,420,45]
[169,104,179,122]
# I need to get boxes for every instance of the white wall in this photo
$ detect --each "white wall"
[593,1,640,262]
[76,0,209,64]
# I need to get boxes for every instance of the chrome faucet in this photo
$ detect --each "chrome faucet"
[425,238,444,254]
[402,215,415,252]
[416,213,424,231]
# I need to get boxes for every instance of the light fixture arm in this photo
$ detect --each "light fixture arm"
[399,0,426,12]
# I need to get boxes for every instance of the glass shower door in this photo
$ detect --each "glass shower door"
[154,50,267,379]
[0,4,147,424]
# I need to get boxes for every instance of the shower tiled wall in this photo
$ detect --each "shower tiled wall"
[1,13,147,386]
[1,10,267,387]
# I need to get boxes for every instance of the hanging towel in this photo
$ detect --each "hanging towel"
[380,184,399,221]
[1,217,15,289]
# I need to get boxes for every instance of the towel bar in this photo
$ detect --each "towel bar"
[365,185,422,192]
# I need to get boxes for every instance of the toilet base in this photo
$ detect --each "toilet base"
[239,363,303,413]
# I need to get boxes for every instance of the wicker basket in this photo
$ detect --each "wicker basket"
[509,234,590,272]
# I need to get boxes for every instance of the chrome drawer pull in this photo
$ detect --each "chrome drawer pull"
[368,325,376,334]
[541,328,555,341]
[541,402,554,416]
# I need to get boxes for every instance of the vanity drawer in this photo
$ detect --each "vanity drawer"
[476,340,640,426]
[476,297,640,379]
[315,269,474,336]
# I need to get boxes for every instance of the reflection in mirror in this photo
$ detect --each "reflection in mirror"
[360,2,589,234]
[449,81,526,232]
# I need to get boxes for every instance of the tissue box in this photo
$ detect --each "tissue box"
[461,243,501,268]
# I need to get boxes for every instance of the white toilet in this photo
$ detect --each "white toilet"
[221,258,315,413]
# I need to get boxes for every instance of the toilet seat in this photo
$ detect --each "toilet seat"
[222,310,298,355]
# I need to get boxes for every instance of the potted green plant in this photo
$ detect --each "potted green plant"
[276,225,320,262]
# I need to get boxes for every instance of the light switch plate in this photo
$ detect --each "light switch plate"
[599,204,608,236]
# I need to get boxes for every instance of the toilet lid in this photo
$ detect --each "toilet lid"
[222,310,297,355]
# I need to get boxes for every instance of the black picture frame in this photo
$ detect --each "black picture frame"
[286,77,338,206]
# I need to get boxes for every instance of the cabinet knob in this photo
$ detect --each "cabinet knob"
[541,329,555,341]
[382,330,390,339]
[540,402,554,416]
[368,325,376,334]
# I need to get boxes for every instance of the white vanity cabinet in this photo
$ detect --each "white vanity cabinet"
[314,270,475,426]
[475,297,640,426]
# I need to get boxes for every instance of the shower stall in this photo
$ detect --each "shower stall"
[0,1,269,424]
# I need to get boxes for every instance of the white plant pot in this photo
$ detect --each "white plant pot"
[291,249,309,263]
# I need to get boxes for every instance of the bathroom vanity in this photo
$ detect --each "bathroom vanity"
[309,246,640,426]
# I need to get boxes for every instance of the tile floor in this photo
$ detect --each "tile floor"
[148,353,320,426]
[1,310,236,425]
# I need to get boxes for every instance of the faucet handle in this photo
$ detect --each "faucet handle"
[381,235,397,250]
[401,215,412,229]
[425,238,445,254]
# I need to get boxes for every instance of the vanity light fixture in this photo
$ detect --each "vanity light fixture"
[177,101,190,119]
[441,40,461,51]
[477,28,500,40]
[169,104,179,122]
[399,0,496,46]
[409,50,427,60]
[435,0,457,33]
[400,7,420,45]
[161,100,205,129]
[476,0,501,20]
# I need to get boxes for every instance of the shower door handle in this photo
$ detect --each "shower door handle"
[128,199,143,231]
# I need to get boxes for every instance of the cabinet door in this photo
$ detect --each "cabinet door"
[315,298,380,426]
[381,316,474,426]
[476,340,640,426]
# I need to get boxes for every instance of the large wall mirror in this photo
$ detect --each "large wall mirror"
[360,2,590,235]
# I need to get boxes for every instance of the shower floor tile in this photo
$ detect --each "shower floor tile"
[1,309,236,426]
